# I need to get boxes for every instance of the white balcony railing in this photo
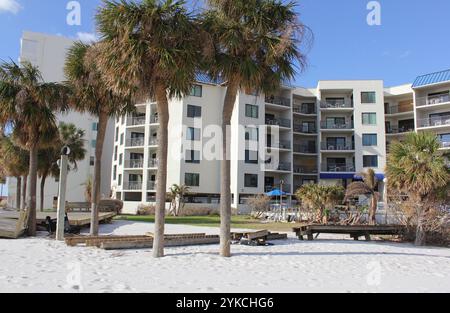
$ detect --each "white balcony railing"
[418,115,450,128]
[124,159,144,169]
[127,116,146,126]
[321,164,356,172]
[416,94,450,107]
[126,137,145,147]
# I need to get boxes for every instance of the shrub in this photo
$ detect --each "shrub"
[137,204,156,216]
[180,207,219,216]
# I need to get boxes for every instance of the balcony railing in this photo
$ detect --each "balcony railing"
[440,141,450,149]
[265,96,291,107]
[418,115,450,128]
[293,124,317,134]
[265,184,292,193]
[124,181,143,190]
[149,138,158,146]
[320,122,354,130]
[416,94,450,107]
[264,162,291,172]
[150,115,159,124]
[386,126,414,134]
[267,140,291,150]
[293,166,318,174]
[124,159,144,169]
[127,116,146,126]
[148,158,158,168]
[385,105,413,115]
[147,181,157,191]
[126,137,145,147]
[321,164,356,172]
[265,117,291,128]
[320,100,353,109]
[321,142,355,151]
[293,106,317,115]
[293,144,317,154]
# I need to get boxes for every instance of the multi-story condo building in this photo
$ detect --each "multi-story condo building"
[5,32,449,215]
[6,31,114,210]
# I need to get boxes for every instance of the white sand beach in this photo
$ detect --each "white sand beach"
[0,220,449,293]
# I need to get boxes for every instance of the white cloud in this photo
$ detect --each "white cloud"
[76,32,98,43]
[399,50,412,59]
[0,0,22,14]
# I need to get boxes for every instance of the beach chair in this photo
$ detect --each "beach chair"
[0,210,29,239]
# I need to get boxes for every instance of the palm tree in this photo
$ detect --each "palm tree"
[95,0,200,257]
[0,135,29,209]
[64,42,135,236]
[169,184,190,216]
[202,0,309,256]
[345,168,379,225]
[295,184,344,224]
[38,122,87,211]
[386,132,449,246]
[0,61,68,235]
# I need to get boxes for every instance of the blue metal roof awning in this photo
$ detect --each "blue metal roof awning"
[353,174,385,181]
[412,69,450,88]
[195,72,225,85]
[320,173,355,180]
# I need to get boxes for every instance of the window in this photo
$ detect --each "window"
[118,174,122,186]
[114,146,118,161]
[92,122,98,131]
[362,134,377,146]
[245,127,259,141]
[119,153,123,166]
[245,150,258,164]
[187,105,202,118]
[361,92,376,104]
[362,113,377,125]
[21,39,38,57]
[91,140,97,148]
[115,127,119,142]
[90,156,95,166]
[363,155,378,168]
[113,165,117,180]
[244,174,258,188]
[190,84,202,97]
[245,104,259,118]
[186,127,201,141]
[120,133,124,145]
[185,150,201,164]
[185,173,200,187]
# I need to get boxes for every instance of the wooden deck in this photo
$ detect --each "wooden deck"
[0,209,116,233]
[293,225,406,241]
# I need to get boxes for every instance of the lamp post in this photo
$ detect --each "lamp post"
[56,146,70,241]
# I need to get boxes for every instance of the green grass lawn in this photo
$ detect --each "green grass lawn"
[115,215,302,232]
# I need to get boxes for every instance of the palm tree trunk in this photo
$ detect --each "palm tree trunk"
[16,176,21,209]
[40,173,47,212]
[415,205,426,246]
[153,85,169,258]
[90,111,108,236]
[369,195,377,225]
[26,143,38,236]
[220,80,239,258]
[21,175,27,211]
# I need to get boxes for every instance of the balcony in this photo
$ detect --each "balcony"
[320,122,354,130]
[293,124,317,134]
[124,159,144,169]
[321,164,355,173]
[149,138,158,146]
[265,184,292,193]
[418,115,450,128]
[320,142,355,151]
[124,181,143,191]
[293,144,317,154]
[440,142,450,150]
[126,137,145,147]
[150,115,159,124]
[264,162,291,172]
[386,126,414,135]
[293,165,318,174]
[293,105,317,115]
[265,117,291,128]
[385,105,413,115]
[320,100,353,109]
[148,158,158,168]
[416,94,450,107]
[267,140,291,150]
[265,96,291,108]
[127,116,146,126]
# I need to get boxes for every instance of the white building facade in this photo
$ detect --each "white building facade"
[6,31,114,210]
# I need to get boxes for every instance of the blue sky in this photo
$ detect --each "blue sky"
[1,0,450,87]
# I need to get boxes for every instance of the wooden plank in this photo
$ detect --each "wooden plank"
[101,235,220,250]
[266,233,288,241]
[247,230,269,240]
